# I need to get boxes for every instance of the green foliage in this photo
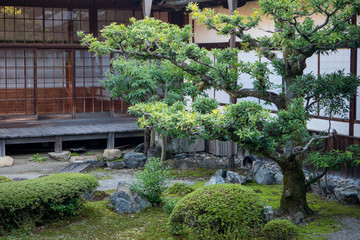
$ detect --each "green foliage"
[262,219,298,240]
[166,183,194,195]
[70,152,79,157]
[0,176,13,184]
[162,198,179,216]
[191,97,219,114]
[168,184,264,239]
[306,144,360,170]
[132,157,171,204]
[49,198,82,218]
[30,153,47,162]
[293,71,359,117]
[0,173,99,232]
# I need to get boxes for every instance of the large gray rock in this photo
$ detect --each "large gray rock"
[123,152,147,168]
[254,168,275,185]
[252,161,263,175]
[225,171,246,184]
[103,149,122,161]
[147,146,162,159]
[274,172,283,184]
[0,156,13,168]
[205,175,226,186]
[134,143,145,153]
[48,151,70,162]
[213,169,227,178]
[110,181,152,213]
[334,187,359,204]
[107,161,126,169]
[263,205,274,222]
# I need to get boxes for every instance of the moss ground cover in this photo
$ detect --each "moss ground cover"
[1,169,360,240]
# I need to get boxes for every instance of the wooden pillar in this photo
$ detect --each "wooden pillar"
[54,136,62,153]
[0,139,5,157]
[107,132,115,149]
[349,15,357,137]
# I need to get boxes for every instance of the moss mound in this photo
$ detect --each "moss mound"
[169,184,264,240]
[0,176,13,184]
[0,173,98,233]
[166,182,194,195]
[263,219,298,240]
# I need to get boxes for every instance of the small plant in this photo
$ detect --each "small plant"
[166,182,194,195]
[262,219,298,240]
[30,153,47,162]
[49,198,82,218]
[132,157,171,204]
[162,198,179,216]
[86,152,94,156]
[70,152,79,157]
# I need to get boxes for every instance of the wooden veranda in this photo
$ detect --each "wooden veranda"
[0,116,143,157]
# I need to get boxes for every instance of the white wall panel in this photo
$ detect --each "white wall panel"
[354,124,360,138]
[307,118,349,135]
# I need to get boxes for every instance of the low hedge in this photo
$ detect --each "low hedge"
[169,184,264,240]
[0,173,98,233]
[0,176,13,184]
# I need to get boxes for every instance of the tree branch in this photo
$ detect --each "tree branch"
[292,130,337,155]
[225,88,285,110]
[306,169,327,188]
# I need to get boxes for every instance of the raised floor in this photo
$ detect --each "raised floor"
[0,115,143,157]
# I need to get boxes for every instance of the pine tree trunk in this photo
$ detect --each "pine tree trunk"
[278,156,313,219]
[150,128,155,147]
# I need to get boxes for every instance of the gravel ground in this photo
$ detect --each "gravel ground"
[325,216,360,240]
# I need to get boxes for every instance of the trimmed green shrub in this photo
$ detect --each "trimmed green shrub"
[0,176,13,184]
[132,157,171,204]
[162,198,179,216]
[0,173,98,232]
[166,182,194,195]
[169,184,264,240]
[263,219,298,240]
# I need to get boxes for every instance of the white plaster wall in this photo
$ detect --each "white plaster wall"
[354,124,360,138]
[307,118,349,136]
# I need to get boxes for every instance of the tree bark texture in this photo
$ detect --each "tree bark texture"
[278,156,313,217]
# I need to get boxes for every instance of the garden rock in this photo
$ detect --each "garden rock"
[0,156,13,168]
[263,205,274,222]
[274,172,284,184]
[134,143,144,153]
[334,187,359,204]
[147,145,162,159]
[107,160,126,169]
[123,152,147,168]
[48,151,71,162]
[255,168,275,185]
[214,169,227,178]
[252,160,263,175]
[225,171,246,184]
[103,149,122,161]
[205,175,226,186]
[70,155,97,163]
[110,180,152,213]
